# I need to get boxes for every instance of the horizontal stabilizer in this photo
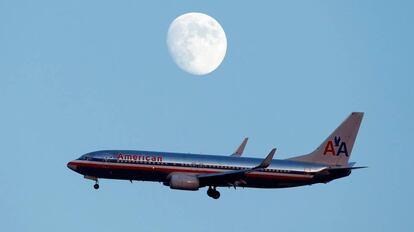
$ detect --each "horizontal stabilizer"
[326,165,368,170]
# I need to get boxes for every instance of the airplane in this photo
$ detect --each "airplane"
[67,112,365,199]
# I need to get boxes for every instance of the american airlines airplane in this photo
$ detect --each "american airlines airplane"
[67,112,365,199]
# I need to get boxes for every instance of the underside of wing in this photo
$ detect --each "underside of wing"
[197,169,250,187]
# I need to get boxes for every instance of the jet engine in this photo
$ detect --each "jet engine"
[168,173,200,190]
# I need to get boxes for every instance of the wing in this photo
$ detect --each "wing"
[230,137,249,157]
[198,148,276,187]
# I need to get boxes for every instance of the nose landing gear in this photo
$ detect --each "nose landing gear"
[207,186,220,199]
[84,176,99,190]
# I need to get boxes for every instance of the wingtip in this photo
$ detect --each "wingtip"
[256,148,276,169]
[231,137,249,156]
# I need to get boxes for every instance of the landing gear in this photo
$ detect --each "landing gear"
[84,176,99,190]
[93,179,99,190]
[207,186,220,199]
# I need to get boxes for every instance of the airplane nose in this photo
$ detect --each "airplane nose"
[67,161,77,171]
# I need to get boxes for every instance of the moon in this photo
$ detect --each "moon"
[167,12,227,76]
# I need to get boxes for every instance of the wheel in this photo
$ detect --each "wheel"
[207,187,220,199]
[207,187,215,197]
[212,190,220,199]
[93,183,99,189]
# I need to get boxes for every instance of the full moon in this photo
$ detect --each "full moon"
[167,12,227,76]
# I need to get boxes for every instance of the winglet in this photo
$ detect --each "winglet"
[231,137,249,157]
[255,148,276,169]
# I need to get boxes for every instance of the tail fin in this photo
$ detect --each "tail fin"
[288,112,364,166]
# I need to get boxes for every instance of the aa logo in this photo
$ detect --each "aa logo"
[323,136,348,157]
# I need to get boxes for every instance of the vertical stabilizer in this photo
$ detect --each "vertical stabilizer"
[288,112,364,166]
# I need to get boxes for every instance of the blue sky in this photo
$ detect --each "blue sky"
[1,1,413,231]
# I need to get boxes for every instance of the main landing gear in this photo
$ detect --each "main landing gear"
[93,182,99,190]
[207,186,220,199]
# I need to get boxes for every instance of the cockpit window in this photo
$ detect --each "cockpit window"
[78,154,92,161]
[78,152,112,161]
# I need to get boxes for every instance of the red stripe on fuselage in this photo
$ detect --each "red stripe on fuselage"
[69,160,312,181]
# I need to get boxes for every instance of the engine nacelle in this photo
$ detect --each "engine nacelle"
[168,173,200,191]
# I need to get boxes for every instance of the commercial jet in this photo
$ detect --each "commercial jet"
[67,112,365,199]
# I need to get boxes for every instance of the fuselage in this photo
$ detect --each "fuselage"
[67,150,351,188]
